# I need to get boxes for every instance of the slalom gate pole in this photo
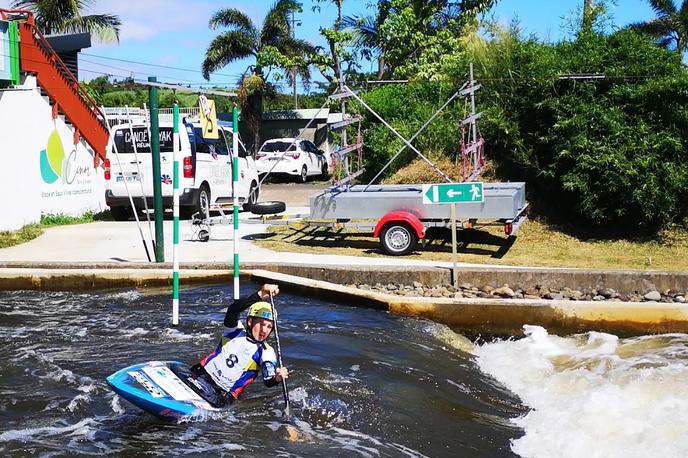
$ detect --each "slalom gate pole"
[232,105,240,300]
[172,102,180,325]
[269,293,290,418]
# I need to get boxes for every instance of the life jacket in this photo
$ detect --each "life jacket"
[199,321,277,399]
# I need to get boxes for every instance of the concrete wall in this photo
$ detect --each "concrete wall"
[1,265,687,336]
[0,78,105,231]
[1,261,684,297]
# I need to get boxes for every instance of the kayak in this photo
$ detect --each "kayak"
[106,361,218,420]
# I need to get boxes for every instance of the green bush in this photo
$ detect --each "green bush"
[357,82,463,181]
[40,211,110,226]
[476,29,688,231]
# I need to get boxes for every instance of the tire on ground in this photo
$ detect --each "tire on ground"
[243,181,259,212]
[380,222,417,256]
[250,200,286,215]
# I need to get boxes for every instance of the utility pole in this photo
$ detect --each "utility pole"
[290,10,301,110]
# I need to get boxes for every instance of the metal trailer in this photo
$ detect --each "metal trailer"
[302,182,528,255]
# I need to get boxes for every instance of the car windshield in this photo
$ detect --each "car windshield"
[260,141,297,153]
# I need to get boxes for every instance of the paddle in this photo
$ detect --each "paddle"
[269,292,291,419]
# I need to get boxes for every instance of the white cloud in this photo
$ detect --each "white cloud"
[119,22,156,42]
[91,0,218,42]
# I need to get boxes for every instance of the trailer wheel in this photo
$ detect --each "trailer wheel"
[250,200,286,215]
[380,223,417,256]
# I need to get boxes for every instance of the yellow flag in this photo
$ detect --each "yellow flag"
[199,95,219,139]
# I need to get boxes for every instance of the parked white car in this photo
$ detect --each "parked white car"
[104,120,260,220]
[255,138,331,182]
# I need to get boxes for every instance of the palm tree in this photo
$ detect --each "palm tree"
[629,0,688,54]
[342,1,391,79]
[11,0,121,43]
[202,0,314,152]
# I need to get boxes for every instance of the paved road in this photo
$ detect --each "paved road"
[258,182,328,208]
[0,182,512,269]
[0,182,457,267]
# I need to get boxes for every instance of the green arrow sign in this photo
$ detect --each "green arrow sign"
[422,182,484,204]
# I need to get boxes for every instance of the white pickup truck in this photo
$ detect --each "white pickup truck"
[104,120,260,220]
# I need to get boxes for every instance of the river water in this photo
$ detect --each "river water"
[1,284,686,457]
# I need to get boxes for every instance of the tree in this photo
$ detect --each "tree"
[369,0,498,78]
[629,0,688,54]
[11,0,121,43]
[202,0,314,151]
[309,0,356,83]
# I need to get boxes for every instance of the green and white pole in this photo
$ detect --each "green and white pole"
[232,105,240,300]
[172,102,180,325]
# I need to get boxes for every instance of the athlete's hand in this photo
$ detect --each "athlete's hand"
[260,284,279,299]
[275,367,289,382]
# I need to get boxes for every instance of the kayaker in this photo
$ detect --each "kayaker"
[188,283,289,407]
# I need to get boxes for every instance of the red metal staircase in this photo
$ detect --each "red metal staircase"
[3,10,109,164]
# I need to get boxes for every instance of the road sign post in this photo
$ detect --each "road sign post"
[450,203,458,288]
[422,182,484,288]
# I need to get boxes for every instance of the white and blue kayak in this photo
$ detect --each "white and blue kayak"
[106,361,218,420]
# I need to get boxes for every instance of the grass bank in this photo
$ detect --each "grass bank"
[0,211,111,249]
[255,219,688,272]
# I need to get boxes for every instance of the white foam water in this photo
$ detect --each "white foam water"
[162,328,212,341]
[475,325,688,458]
[109,394,125,415]
[0,418,99,443]
[104,290,143,301]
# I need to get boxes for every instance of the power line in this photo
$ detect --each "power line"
[79,58,200,83]
[80,52,243,79]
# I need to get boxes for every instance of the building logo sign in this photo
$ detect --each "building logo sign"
[39,129,90,184]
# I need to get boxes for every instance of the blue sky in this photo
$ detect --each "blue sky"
[0,0,658,90]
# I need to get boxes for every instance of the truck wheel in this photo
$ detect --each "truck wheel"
[250,201,286,215]
[380,223,417,256]
[243,181,259,211]
[182,184,210,220]
[193,185,210,219]
[110,206,130,221]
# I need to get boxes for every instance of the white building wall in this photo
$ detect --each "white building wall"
[0,80,105,231]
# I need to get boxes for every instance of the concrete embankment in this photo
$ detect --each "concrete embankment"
[248,269,688,337]
[1,261,687,296]
[1,263,687,336]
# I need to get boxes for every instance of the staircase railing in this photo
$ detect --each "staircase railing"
[0,9,109,164]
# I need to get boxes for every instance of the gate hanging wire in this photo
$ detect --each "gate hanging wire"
[124,105,156,254]
[102,110,153,262]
